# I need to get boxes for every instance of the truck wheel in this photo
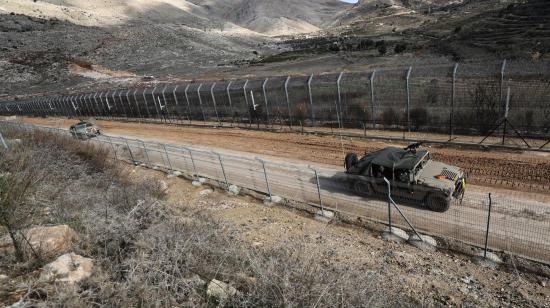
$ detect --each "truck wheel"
[426,194,450,212]
[353,181,372,196]
[345,153,358,171]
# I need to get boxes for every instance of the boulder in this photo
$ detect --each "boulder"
[0,225,78,257]
[167,170,182,178]
[408,234,437,252]
[315,209,334,223]
[207,279,237,303]
[199,189,214,197]
[472,251,502,268]
[381,227,408,243]
[227,185,240,195]
[263,195,283,206]
[40,253,93,284]
[159,180,168,192]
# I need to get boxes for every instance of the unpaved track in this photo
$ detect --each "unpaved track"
[8,119,550,263]
[23,117,550,195]
[101,135,550,264]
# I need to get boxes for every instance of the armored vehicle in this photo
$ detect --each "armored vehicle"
[344,143,465,212]
[70,121,101,140]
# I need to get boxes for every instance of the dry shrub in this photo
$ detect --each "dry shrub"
[1,127,414,307]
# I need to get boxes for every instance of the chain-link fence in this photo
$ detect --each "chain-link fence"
[2,120,549,265]
[2,60,549,150]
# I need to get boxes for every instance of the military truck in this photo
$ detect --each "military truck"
[344,143,465,212]
[69,121,101,140]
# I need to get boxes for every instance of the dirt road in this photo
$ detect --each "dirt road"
[7,119,550,263]
[110,134,550,264]
[22,117,550,195]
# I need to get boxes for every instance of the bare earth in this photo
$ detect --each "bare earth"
[134,163,550,307]
[22,117,550,196]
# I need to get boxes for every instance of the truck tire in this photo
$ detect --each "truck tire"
[353,181,373,196]
[426,193,450,212]
[345,153,358,171]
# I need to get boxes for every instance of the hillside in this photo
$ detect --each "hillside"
[0,0,352,36]
[1,0,549,100]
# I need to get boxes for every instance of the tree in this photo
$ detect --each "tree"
[0,142,45,261]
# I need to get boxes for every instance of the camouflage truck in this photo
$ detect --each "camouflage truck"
[344,144,466,212]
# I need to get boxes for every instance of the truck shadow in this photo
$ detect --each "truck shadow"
[313,172,430,212]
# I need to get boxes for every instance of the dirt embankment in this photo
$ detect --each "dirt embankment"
[21,117,550,195]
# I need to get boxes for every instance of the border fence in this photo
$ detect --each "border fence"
[1,60,550,150]
[2,121,549,265]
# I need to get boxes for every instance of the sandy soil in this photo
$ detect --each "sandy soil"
[22,117,550,195]
[133,165,550,307]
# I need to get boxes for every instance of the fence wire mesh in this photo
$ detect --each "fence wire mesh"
[2,121,549,265]
[3,60,550,149]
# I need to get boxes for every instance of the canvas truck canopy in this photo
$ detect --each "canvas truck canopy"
[362,147,428,170]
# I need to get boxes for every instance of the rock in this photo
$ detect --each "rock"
[263,195,283,206]
[472,251,502,268]
[207,279,237,304]
[381,227,408,243]
[198,177,207,184]
[227,184,240,195]
[167,170,182,178]
[0,225,78,257]
[40,253,93,284]
[159,180,168,192]
[199,189,213,197]
[0,274,8,282]
[192,180,202,187]
[185,274,206,290]
[408,234,437,252]
[152,165,159,170]
[315,209,334,223]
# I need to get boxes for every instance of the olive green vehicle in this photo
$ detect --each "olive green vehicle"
[70,121,101,140]
[344,143,466,212]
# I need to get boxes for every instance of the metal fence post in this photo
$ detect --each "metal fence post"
[258,158,272,201]
[370,69,376,128]
[284,76,292,127]
[337,72,344,128]
[307,74,315,125]
[107,136,118,161]
[141,140,151,166]
[183,147,198,179]
[405,66,412,133]
[124,138,136,164]
[197,83,206,123]
[226,81,235,124]
[210,83,221,125]
[0,132,8,150]
[161,85,170,123]
[163,144,173,171]
[262,78,271,126]
[484,193,493,259]
[385,177,392,232]
[307,166,324,212]
[450,63,459,140]
[243,80,252,125]
[184,84,192,123]
[142,88,152,119]
[500,59,507,117]
[172,85,180,122]
[151,86,161,120]
[213,152,228,188]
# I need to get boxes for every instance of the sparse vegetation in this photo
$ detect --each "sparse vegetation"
[0,128,412,307]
